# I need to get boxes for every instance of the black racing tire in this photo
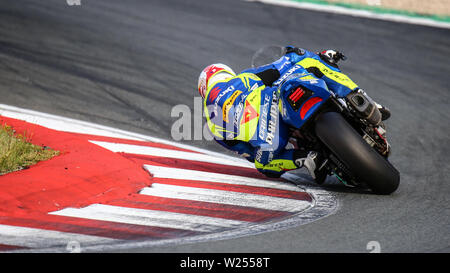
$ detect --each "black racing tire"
[315,112,400,195]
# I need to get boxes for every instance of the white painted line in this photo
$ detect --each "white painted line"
[140,183,311,212]
[90,141,253,169]
[0,224,118,249]
[144,165,304,192]
[246,0,450,29]
[50,204,248,233]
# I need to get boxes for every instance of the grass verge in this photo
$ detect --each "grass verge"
[0,123,59,175]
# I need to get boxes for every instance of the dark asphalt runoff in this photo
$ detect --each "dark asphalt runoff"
[0,0,449,253]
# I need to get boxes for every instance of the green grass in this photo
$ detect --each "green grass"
[0,123,59,175]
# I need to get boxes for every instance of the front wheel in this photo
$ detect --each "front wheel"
[315,112,400,195]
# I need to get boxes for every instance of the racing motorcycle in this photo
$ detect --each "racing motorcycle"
[253,46,400,195]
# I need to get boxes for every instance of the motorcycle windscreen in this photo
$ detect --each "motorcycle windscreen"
[251,45,285,68]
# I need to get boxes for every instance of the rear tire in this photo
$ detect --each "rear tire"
[315,112,400,194]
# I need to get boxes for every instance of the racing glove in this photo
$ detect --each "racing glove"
[376,103,391,121]
[318,50,347,67]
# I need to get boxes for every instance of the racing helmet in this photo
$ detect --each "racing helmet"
[198,63,235,98]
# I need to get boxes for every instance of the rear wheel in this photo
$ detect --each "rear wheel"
[315,112,400,194]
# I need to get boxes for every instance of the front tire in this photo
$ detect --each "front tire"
[315,112,400,194]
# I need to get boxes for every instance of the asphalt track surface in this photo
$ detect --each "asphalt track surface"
[0,0,449,253]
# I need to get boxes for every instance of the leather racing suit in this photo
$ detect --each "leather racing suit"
[203,47,360,178]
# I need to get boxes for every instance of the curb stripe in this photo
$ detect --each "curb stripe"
[0,224,118,249]
[0,215,200,240]
[108,196,291,222]
[150,177,311,201]
[74,133,202,154]
[0,244,26,251]
[122,154,271,180]
[144,165,304,192]
[90,141,253,169]
[139,183,311,213]
[51,204,249,233]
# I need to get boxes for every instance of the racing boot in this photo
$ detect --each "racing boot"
[376,103,391,121]
[295,151,328,184]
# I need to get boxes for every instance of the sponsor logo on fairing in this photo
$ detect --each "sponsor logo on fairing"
[300,75,319,84]
[274,65,301,86]
[276,56,291,71]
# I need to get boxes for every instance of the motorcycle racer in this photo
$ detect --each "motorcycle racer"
[198,46,390,183]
